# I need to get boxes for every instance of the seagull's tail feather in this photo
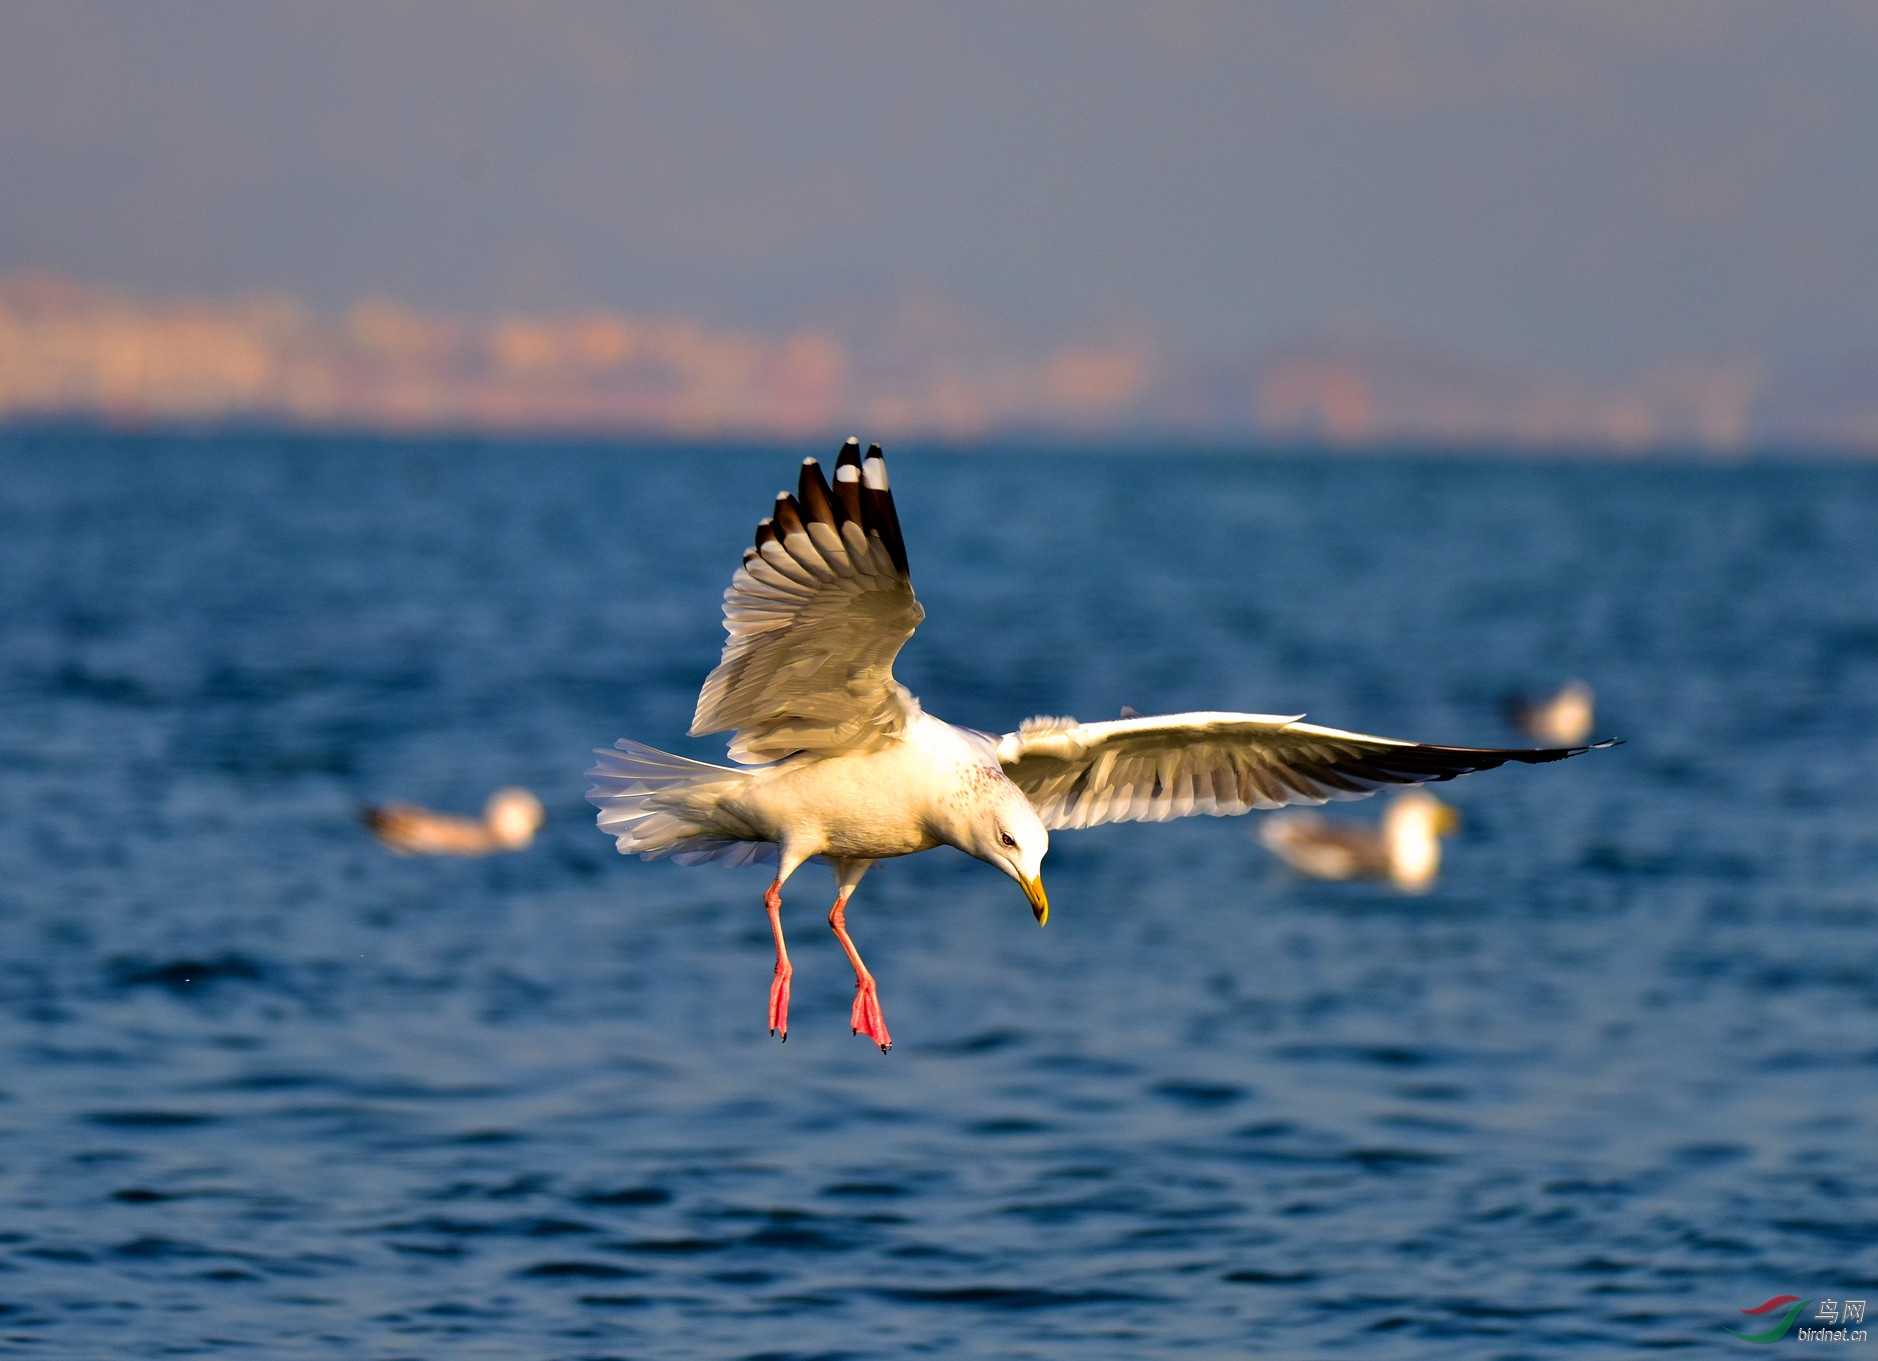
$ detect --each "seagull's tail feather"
[586,739,775,867]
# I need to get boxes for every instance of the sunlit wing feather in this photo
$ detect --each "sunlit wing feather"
[690,440,925,763]
[996,711,1611,830]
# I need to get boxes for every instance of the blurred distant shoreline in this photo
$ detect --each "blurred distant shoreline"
[9,420,1872,466]
[4,273,1875,455]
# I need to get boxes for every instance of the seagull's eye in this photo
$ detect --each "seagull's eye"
[999,831,1017,849]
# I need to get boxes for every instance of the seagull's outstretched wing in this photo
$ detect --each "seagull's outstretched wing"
[692,440,925,763]
[996,711,1610,830]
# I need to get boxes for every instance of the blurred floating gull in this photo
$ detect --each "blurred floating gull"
[362,787,544,856]
[1258,788,1459,893]
[1506,679,1596,746]
[589,440,1612,1050]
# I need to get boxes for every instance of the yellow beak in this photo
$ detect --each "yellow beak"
[1022,875,1049,926]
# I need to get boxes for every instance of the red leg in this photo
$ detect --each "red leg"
[764,878,792,1041]
[829,893,891,1052]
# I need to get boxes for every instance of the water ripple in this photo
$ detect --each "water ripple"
[0,433,1873,1356]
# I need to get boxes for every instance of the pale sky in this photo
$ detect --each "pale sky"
[2,1,1875,375]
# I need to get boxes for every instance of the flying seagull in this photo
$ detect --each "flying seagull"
[588,440,1610,1050]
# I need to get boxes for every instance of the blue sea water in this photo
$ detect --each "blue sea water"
[0,428,1875,1358]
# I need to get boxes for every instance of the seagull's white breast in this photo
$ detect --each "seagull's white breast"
[722,713,988,862]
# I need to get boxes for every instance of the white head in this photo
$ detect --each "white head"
[1382,788,1460,892]
[484,788,545,851]
[1539,680,1595,746]
[958,774,1052,924]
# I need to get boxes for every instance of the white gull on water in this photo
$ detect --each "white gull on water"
[588,440,1611,1050]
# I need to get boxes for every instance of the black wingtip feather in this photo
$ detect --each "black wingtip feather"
[831,439,866,525]
[860,445,910,577]
[772,492,807,538]
[1318,735,1618,789]
[797,458,839,529]
[752,438,911,578]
